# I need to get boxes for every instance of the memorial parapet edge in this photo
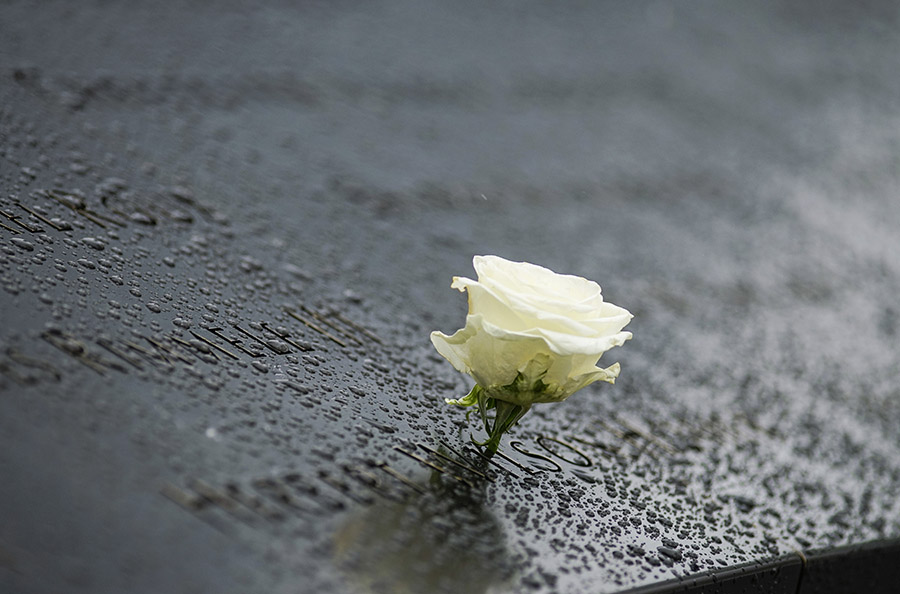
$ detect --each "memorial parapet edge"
[3,56,900,594]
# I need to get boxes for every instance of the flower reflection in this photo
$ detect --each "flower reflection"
[334,467,512,594]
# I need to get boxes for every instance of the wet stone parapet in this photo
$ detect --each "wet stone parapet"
[3,3,900,593]
[2,92,899,594]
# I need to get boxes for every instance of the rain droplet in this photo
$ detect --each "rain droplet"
[130,211,156,225]
[10,238,35,251]
[81,237,106,251]
[658,546,682,562]
[167,209,193,223]
[188,339,211,354]
[170,186,194,202]
[50,217,72,230]
[203,376,223,391]
[53,192,85,209]
[265,339,291,354]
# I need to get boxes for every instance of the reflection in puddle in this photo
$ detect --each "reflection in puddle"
[334,469,512,594]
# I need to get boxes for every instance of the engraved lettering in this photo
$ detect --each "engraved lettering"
[375,462,426,495]
[332,311,382,344]
[223,482,285,521]
[509,440,563,473]
[187,330,241,360]
[284,306,347,348]
[317,470,375,505]
[116,338,175,369]
[0,348,62,385]
[281,472,345,511]
[232,324,291,355]
[416,442,491,481]
[299,304,362,346]
[393,446,475,488]
[160,482,209,511]
[259,322,312,352]
[0,207,42,233]
[100,194,157,226]
[595,418,656,462]
[341,464,406,502]
[536,435,594,467]
[616,416,679,456]
[250,477,317,513]
[452,442,521,478]
[159,482,235,535]
[493,448,537,475]
[0,219,21,234]
[568,435,620,460]
[96,336,145,370]
[41,329,126,375]
[16,203,68,232]
[188,478,258,525]
[46,189,126,229]
[203,327,259,358]
[144,335,195,365]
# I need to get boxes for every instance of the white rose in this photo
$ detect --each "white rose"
[430,255,633,406]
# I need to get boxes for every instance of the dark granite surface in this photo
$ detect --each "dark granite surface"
[2,2,900,593]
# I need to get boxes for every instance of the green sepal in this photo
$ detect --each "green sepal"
[445,383,482,407]
[448,383,532,453]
